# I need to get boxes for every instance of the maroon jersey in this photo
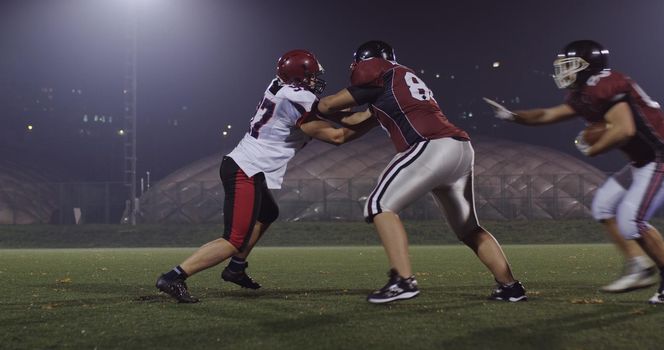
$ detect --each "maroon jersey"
[349,58,469,152]
[566,70,664,165]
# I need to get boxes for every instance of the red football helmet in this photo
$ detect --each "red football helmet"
[276,49,326,94]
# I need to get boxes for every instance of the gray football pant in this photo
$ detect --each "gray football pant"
[364,137,481,239]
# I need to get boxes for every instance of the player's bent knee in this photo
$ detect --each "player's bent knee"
[226,234,246,251]
[591,201,614,222]
[591,189,618,222]
[258,209,279,224]
[363,204,383,223]
[616,217,642,240]
[455,224,484,241]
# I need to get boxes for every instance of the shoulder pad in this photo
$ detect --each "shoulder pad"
[350,59,394,87]
[279,85,317,110]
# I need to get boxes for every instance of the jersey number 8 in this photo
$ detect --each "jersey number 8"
[404,72,433,101]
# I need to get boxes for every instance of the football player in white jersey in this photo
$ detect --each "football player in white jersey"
[156,49,376,303]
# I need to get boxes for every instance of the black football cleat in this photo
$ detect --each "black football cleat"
[155,275,200,303]
[221,263,261,289]
[367,269,420,304]
[488,280,527,302]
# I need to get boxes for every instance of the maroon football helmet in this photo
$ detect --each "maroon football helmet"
[276,49,326,94]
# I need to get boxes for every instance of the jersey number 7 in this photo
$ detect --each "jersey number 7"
[250,98,276,138]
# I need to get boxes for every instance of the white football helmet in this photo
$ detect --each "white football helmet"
[552,40,609,89]
[553,56,590,89]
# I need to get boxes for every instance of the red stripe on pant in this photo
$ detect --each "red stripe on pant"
[635,162,664,234]
[227,169,256,249]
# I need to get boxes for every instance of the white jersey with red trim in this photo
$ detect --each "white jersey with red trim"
[227,79,316,189]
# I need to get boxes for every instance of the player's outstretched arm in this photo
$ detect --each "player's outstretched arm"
[306,87,378,144]
[318,89,358,117]
[583,102,636,157]
[339,109,373,126]
[483,97,576,125]
[300,117,376,146]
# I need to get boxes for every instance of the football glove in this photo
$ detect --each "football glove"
[483,97,516,121]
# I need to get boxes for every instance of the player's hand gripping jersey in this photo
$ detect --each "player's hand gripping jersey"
[348,58,469,152]
[227,79,316,189]
[566,71,664,166]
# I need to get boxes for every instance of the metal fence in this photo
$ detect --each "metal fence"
[8,173,644,225]
[0,182,126,224]
[137,173,607,224]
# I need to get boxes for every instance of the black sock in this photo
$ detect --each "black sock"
[163,265,188,281]
[227,257,247,272]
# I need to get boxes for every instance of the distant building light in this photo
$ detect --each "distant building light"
[27,125,33,131]
[435,74,440,78]
[226,124,232,129]
[492,61,501,68]
[420,69,425,74]
[222,131,228,136]
[450,75,455,79]
[83,114,88,122]
[118,129,125,136]
[173,119,179,126]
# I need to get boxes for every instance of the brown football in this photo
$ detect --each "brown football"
[582,122,609,145]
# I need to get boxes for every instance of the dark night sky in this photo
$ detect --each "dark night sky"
[1,0,664,181]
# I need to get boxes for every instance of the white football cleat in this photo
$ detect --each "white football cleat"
[648,291,664,304]
[600,265,658,293]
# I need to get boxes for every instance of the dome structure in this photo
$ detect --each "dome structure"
[0,160,58,224]
[140,130,607,223]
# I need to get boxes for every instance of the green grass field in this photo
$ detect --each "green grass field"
[2,245,664,350]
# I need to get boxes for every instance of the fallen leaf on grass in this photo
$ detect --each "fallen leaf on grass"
[42,303,60,310]
[570,298,604,304]
[56,277,72,284]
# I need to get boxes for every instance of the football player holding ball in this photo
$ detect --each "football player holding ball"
[486,40,664,303]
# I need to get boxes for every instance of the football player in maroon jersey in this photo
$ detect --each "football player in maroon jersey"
[316,40,526,303]
[485,40,664,303]
[155,49,376,303]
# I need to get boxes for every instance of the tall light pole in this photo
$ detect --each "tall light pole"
[123,0,138,225]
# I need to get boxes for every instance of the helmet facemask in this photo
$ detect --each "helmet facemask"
[308,63,326,94]
[552,56,590,89]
